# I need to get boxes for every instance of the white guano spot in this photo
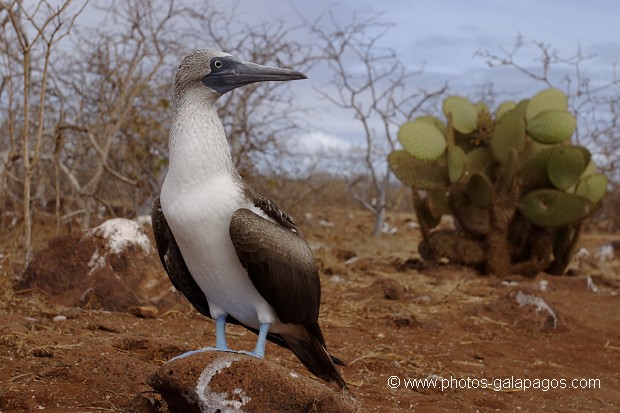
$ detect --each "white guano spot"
[595,244,614,262]
[539,280,548,292]
[586,276,599,293]
[195,355,251,413]
[87,248,107,276]
[89,218,151,254]
[514,291,558,328]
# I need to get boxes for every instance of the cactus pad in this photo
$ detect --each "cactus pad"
[518,189,592,227]
[474,102,490,113]
[580,160,597,179]
[447,146,466,183]
[526,109,576,144]
[465,147,494,175]
[398,119,447,160]
[547,146,587,190]
[450,189,490,236]
[526,88,568,121]
[496,101,517,120]
[574,146,592,168]
[388,150,448,189]
[443,96,478,134]
[515,98,531,114]
[575,173,607,204]
[428,188,449,218]
[417,115,447,133]
[490,109,525,164]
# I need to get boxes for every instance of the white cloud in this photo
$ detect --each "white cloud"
[289,131,356,155]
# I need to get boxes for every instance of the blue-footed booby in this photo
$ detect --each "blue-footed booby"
[151,49,347,390]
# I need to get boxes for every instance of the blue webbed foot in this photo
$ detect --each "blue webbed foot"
[167,319,271,362]
[168,346,231,362]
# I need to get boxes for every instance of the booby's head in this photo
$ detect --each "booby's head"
[174,49,307,98]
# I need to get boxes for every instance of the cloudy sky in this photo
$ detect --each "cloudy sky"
[77,0,619,157]
[231,0,620,84]
[209,0,619,153]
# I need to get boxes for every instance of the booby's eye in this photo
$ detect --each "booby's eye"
[213,59,223,69]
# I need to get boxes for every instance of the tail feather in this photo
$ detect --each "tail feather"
[302,322,346,367]
[331,354,347,367]
[281,324,348,391]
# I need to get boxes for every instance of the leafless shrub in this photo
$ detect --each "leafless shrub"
[309,13,446,235]
[1,0,86,265]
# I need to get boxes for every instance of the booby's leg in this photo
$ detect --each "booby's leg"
[237,322,270,359]
[250,322,271,358]
[215,315,229,350]
[167,315,234,362]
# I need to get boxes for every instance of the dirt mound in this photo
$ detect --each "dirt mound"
[18,218,185,312]
[148,352,357,413]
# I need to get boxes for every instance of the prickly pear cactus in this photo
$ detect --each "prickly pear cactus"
[388,88,607,276]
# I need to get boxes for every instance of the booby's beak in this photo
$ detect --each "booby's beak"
[202,56,307,95]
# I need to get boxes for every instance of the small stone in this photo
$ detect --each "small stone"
[125,392,164,413]
[414,295,432,304]
[32,347,53,357]
[129,305,160,319]
[334,248,356,261]
[52,315,67,322]
[329,275,346,284]
[371,278,404,300]
[390,312,417,328]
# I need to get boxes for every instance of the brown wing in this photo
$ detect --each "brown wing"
[229,208,320,324]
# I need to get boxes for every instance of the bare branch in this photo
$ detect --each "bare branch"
[311,13,445,235]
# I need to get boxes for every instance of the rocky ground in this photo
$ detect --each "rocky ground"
[1,207,619,412]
